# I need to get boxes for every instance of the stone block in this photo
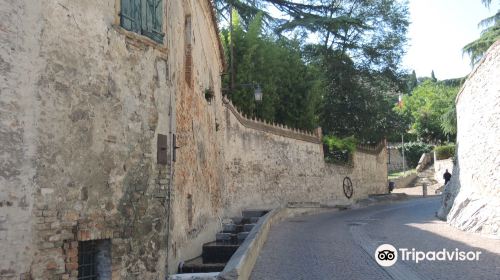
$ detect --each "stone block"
[243,224,255,232]
[46,261,58,270]
[44,216,57,223]
[216,233,232,242]
[40,242,55,249]
[231,217,243,224]
[65,263,78,271]
[222,223,236,233]
[42,210,57,217]
[77,230,90,241]
[237,232,249,241]
[48,234,60,242]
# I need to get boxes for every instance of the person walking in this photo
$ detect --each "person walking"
[443,169,452,185]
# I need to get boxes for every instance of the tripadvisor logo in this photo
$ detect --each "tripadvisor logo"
[374,244,482,267]
[375,244,398,267]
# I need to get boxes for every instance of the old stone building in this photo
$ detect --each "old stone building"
[1,0,388,279]
[1,0,223,279]
[438,40,500,236]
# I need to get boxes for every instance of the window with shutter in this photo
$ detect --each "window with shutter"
[120,0,164,44]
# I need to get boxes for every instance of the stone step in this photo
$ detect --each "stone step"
[179,256,225,273]
[231,216,260,224]
[243,223,256,232]
[202,241,240,263]
[215,232,237,243]
[237,231,250,242]
[242,209,269,218]
[222,223,244,233]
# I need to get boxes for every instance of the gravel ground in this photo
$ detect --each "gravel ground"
[250,197,500,280]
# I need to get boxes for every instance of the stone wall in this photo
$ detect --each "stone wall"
[416,152,433,172]
[387,145,408,172]
[167,0,227,272]
[433,154,454,185]
[0,0,223,279]
[1,0,390,278]
[222,99,388,216]
[391,173,418,189]
[438,41,500,236]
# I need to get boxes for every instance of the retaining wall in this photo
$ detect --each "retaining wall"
[222,99,388,216]
[439,41,500,236]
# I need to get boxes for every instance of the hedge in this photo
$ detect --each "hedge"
[323,135,357,164]
[435,144,456,160]
[399,142,432,168]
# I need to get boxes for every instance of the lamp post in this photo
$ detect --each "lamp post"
[254,84,262,101]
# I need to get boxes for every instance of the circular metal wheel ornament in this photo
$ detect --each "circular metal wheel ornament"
[343,176,354,199]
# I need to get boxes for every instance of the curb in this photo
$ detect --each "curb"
[218,206,337,280]
[169,194,411,280]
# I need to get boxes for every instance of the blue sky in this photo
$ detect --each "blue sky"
[403,0,499,79]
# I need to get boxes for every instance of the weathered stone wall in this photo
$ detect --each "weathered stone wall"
[0,0,223,278]
[0,1,42,278]
[168,0,226,273]
[387,145,408,172]
[439,41,500,236]
[391,173,418,189]
[433,154,454,185]
[2,0,390,277]
[222,100,388,216]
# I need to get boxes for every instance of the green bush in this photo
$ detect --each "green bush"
[399,142,432,168]
[323,135,357,164]
[435,144,455,160]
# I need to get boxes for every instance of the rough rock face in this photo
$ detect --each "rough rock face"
[438,41,500,236]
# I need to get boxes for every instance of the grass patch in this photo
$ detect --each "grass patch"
[388,169,417,180]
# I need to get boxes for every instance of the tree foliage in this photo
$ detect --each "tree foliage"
[399,142,432,168]
[217,1,410,142]
[221,12,320,129]
[396,80,459,143]
[463,1,500,65]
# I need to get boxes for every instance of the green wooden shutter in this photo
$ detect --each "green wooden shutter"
[142,0,164,43]
[120,0,141,32]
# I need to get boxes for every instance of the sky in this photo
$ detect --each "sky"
[403,0,499,80]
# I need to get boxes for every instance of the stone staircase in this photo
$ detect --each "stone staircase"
[178,209,269,274]
[393,164,443,196]
[414,164,439,188]
[414,164,445,195]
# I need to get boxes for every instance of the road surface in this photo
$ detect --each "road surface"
[250,197,500,280]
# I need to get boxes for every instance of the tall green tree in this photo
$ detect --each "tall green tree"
[396,80,459,143]
[463,0,500,65]
[407,70,418,93]
[431,70,437,82]
[221,12,320,129]
[217,1,410,142]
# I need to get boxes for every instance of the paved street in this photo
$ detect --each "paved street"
[250,197,500,280]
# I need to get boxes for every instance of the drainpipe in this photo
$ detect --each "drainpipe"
[165,85,176,277]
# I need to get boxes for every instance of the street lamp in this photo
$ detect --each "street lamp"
[222,83,263,118]
[254,85,263,102]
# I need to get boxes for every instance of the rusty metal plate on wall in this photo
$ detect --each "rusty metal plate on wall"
[157,134,168,165]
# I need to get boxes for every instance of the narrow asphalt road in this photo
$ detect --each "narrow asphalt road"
[250,197,500,280]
